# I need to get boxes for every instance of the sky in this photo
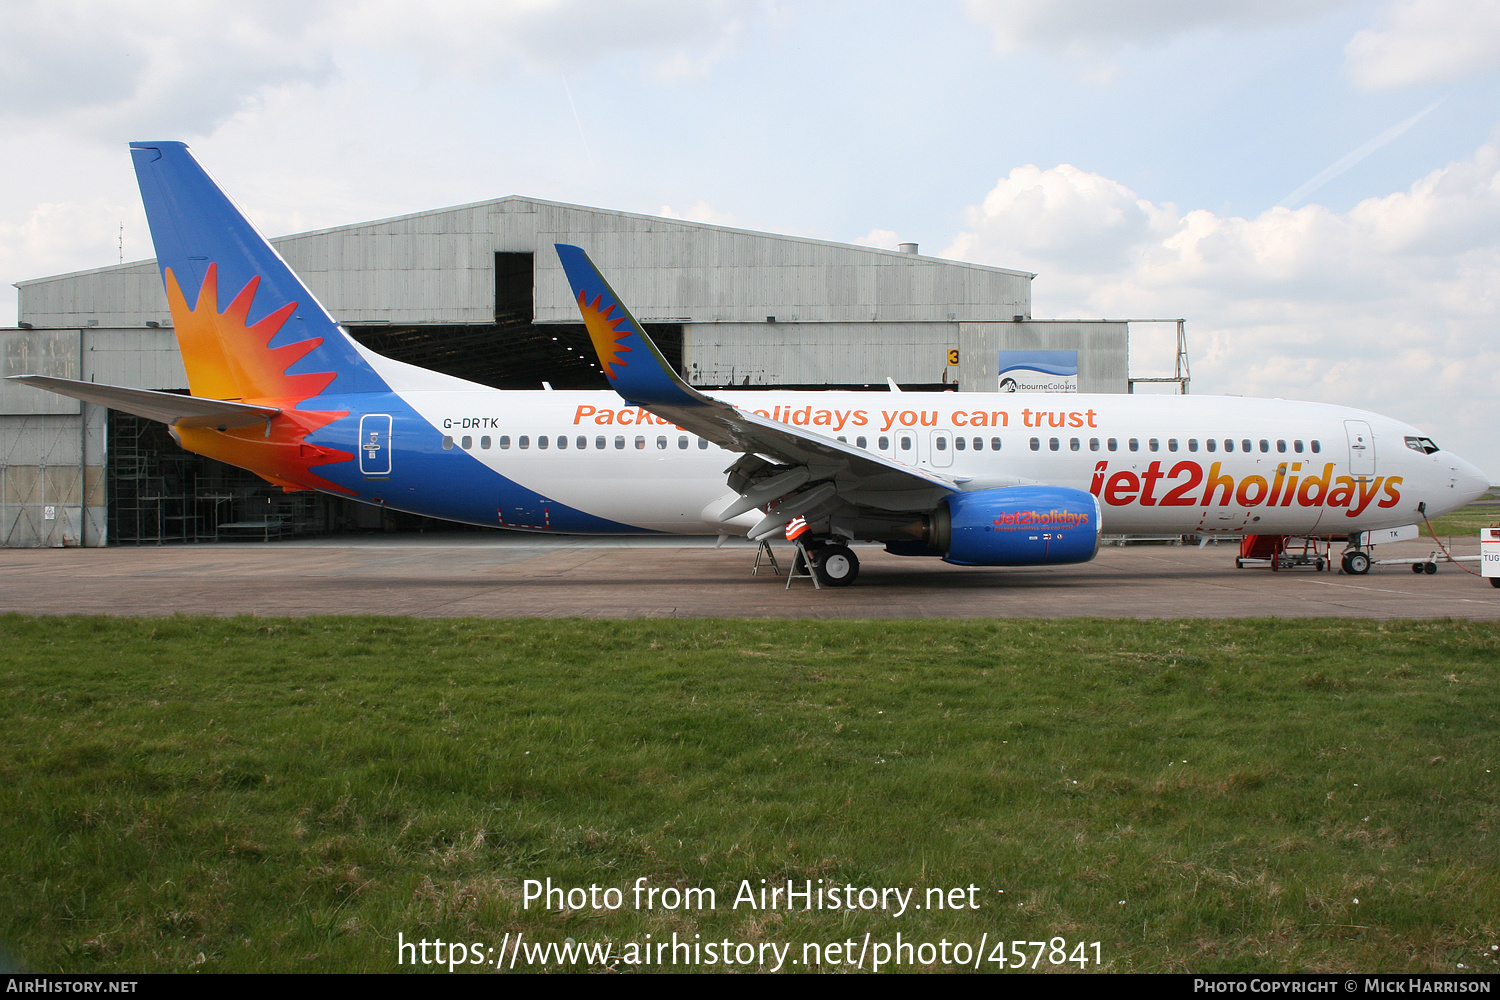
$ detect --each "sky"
[3,0,1499,477]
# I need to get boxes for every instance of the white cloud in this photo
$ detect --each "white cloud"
[658,200,740,226]
[0,0,763,138]
[963,0,1353,54]
[856,229,901,250]
[946,164,1177,272]
[332,0,760,80]
[1344,0,1500,89]
[944,145,1500,474]
[0,0,336,137]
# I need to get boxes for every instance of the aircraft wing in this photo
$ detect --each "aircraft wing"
[555,244,957,529]
[7,375,279,429]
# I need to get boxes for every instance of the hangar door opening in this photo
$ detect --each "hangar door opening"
[345,252,683,391]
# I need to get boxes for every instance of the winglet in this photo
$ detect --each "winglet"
[555,244,711,410]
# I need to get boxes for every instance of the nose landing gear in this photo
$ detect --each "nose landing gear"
[1341,550,1371,575]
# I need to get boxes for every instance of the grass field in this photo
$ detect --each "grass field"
[2,615,1497,974]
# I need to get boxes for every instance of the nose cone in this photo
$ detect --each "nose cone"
[1449,454,1490,507]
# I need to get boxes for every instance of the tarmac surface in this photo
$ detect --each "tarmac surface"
[1,533,1496,619]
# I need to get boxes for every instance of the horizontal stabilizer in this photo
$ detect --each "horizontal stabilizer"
[7,375,279,428]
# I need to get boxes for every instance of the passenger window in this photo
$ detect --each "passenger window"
[1224,439,1234,452]
[1089,438,1100,451]
[538,436,548,449]
[614,436,625,449]
[480,435,491,449]
[936,436,948,451]
[1030,437,1040,451]
[1242,439,1252,452]
[1129,438,1139,452]
[556,435,567,450]
[1311,440,1321,453]
[499,435,512,449]
[1206,439,1216,452]
[698,438,709,449]
[856,436,867,448]
[594,436,605,449]
[1187,439,1198,452]
[1049,438,1060,451]
[635,436,646,450]
[442,435,454,450]
[990,437,1001,451]
[1168,439,1178,452]
[837,435,847,443]
[878,436,890,450]
[577,436,587,450]
[1148,438,1159,452]
[461,435,472,449]
[1107,438,1117,451]
[518,436,529,450]
[1069,438,1080,451]
[954,437,966,450]
[899,435,912,452]
[1276,440,1286,453]
[1293,440,1303,453]
[656,436,667,449]
[1259,439,1269,453]
[678,436,688,449]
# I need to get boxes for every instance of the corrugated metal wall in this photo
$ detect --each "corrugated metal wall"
[685,321,962,386]
[17,197,1033,332]
[0,328,177,547]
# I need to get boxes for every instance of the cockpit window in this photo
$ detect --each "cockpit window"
[1405,435,1440,455]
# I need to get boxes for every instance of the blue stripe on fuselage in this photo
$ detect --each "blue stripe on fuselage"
[303,394,655,534]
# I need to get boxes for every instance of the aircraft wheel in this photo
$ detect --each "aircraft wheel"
[1490,577,1500,589]
[1346,551,1371,575]
[812,544,859,587]
[1424,562,1438,575]
[1412,563,1425,574]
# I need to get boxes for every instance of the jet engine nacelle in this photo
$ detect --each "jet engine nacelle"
[927,485,1102,566]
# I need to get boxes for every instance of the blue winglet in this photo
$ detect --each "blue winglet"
[555,244,709,409]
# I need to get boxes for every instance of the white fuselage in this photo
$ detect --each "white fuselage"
[381,387,1488,537]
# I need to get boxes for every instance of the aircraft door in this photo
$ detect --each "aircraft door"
[1345,420,1375,478]
[359,414,393,477]
[930,430,953,468]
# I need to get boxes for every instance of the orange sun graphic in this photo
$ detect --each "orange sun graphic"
[165,264,354,494]
[577,290,633,380]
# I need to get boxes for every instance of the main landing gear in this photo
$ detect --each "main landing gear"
[810,542,860,587]
[787,540,861,588]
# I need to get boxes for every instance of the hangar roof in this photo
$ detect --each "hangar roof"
[16,196,1033,330]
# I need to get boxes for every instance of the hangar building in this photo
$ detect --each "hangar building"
[2,196,1167,547]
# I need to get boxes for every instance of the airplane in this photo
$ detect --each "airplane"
[10,142,1491,587]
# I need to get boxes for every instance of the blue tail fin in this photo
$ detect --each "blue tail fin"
[130,141,386,400]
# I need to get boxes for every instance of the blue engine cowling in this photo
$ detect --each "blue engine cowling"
[928,486,1102,566]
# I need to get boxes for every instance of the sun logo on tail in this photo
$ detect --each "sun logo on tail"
[164,264,354,494]
[577,291,633,381]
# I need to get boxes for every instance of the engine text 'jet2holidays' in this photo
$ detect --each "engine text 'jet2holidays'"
[12,142,1489,587]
